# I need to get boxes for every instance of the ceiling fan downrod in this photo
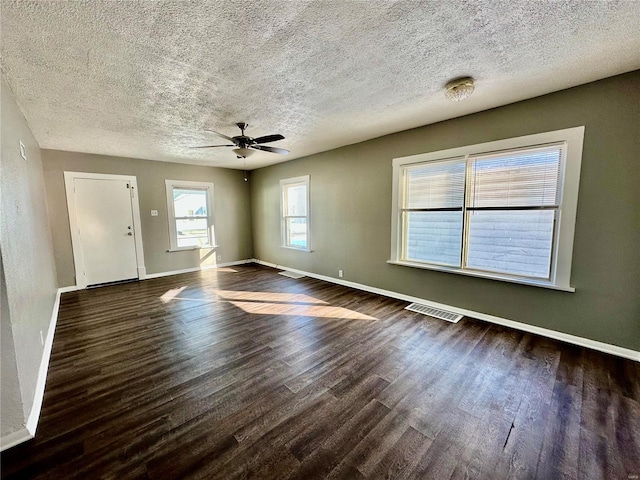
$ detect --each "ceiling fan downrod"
[236,122,248,136]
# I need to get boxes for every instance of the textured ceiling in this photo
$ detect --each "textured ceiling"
[1,1,639,170]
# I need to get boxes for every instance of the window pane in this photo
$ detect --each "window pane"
[406,160,465,209]
[285,184,307,216]
[176,218,210,247]
[404,211,462,267]
[174,188,208,217]
[466,210,555,278]
[469,146,561,208]
[286,217,307,248]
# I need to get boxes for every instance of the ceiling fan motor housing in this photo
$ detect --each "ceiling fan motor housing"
[235,123,253,147]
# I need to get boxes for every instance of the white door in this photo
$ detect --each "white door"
[73,177,139,286]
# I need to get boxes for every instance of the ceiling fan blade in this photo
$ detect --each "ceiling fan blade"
[251,145,290,155]
[190,144,235,149]
[252,134,285,144]
[205,129,235,142]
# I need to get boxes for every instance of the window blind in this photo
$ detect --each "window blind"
[405,159,466,209]
[468,145,562,209]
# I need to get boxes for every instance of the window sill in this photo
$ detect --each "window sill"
[281,245,312,253]
[167,245,218,252]
[386,260,575,292]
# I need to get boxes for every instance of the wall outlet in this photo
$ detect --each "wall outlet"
[217,255,222,261]
[151,210,158,216]
[338,270,343,278]
[39,330,44,346]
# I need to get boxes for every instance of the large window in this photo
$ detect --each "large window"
[280,175,310,250]
[165,180,215,251]
[390,127,584,291]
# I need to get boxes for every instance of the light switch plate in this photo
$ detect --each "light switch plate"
[19,141,26,160]
[151,210,158,216]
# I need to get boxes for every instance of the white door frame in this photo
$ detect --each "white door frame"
[64,171,146,289]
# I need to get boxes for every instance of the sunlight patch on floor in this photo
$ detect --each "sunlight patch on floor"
[212,290,328,305]
[158,288,375,320]
[160,286,187,304]
[229,301,376,320]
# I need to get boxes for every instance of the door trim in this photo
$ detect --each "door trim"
[64,172,146,289]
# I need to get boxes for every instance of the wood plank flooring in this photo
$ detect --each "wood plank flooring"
[1,263,638,479]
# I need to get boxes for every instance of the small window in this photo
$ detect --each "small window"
[390,127,585,291]
[280,175,310,250]
[165,180,215,251]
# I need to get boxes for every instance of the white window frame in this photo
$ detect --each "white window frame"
[280,175,311,251]
[165,179,215,251]
[389,126,585,292]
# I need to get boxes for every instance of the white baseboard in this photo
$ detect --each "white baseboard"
[26,288,61,435]
[57,260,253,288]
[137,266,147,280]
[252,259,640,362]
[0,427,33,451]
[144,259,253,280]
[0,286,62,452]
[58,285,81,293]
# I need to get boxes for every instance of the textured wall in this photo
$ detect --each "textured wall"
[251,71,640,351]
[0,254,24,438]
[42,151,253,287]
[0,78,58,435]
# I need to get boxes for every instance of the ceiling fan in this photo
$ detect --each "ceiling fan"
[192,122,289,158]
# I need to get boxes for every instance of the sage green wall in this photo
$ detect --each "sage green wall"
[42,151,253,287]
[251,70,640,351]
[1,78,58,438]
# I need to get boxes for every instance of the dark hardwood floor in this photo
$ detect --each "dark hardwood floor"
[2,263,638,479]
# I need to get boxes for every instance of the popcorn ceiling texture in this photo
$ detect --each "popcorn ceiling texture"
[1,0,639,169]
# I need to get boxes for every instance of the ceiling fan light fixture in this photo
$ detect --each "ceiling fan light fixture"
[232,147,255,158]
[445,77,475,101]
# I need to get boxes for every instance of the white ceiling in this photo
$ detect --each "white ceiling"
[1,1,639,170]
